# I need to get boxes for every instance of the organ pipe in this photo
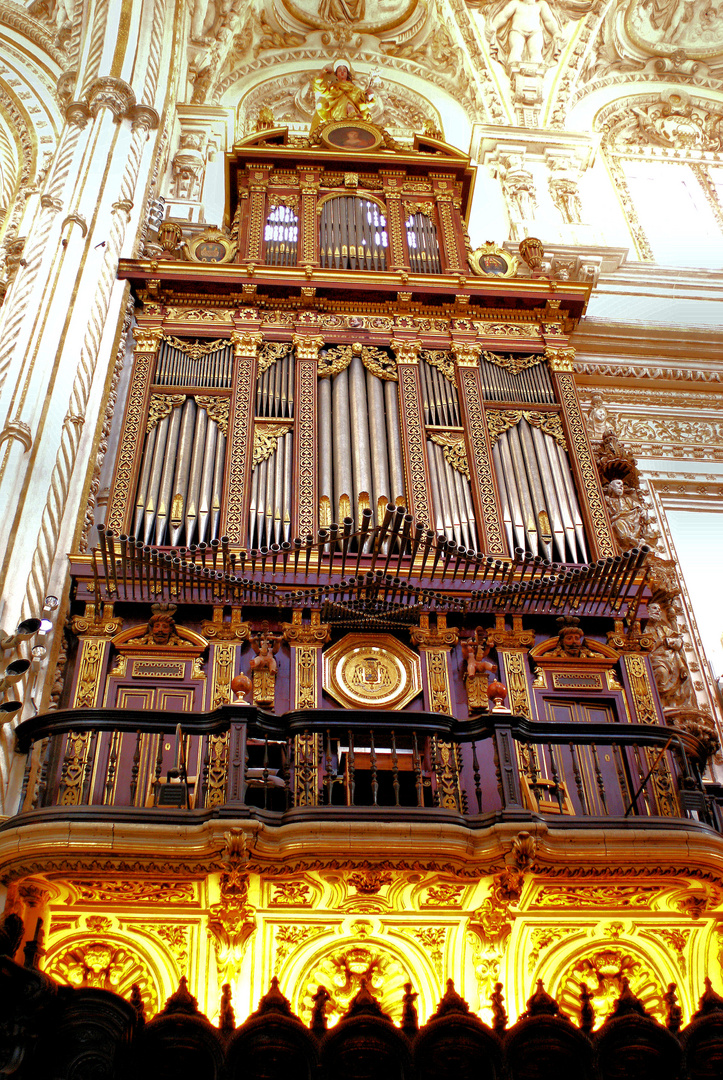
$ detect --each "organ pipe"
[248,430,293,548]
[264,203,298,266]
[478,353,554,405]
[405,212,442,274]
[492,417,588,563]
[319,196,388,271]
[319,352,404,531]
[427,437,478,552]
[153,339,233,388]
[134,397,227,547]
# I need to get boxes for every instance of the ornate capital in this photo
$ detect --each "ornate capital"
[487,615,535,651]
[65,100,91,127]
[282,623,331,646]
[390,338,422,364]
[85,77,136,121]
[129,104,160,131]
[231,330,263,358]
[452,341,482,367]
[0,419,32,453]
[410,613,459,650]
[544,346,576,372]
[71,603,123,638]
[292,334,325,361]
[40,194,63,214]
[132,325,164,353]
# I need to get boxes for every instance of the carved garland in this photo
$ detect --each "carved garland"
[483,351,544,376]
[252,422,293,467]
[257,341,293,374]
[420,349,456,382]
[486,410,567,449]
[429,432,470,478]
[317,345,398,381]
[164,337,229,361]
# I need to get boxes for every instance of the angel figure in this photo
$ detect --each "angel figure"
[249,623,282,675]
[489,0,562,67]
[311,60,375,131]
[460,627,497,680]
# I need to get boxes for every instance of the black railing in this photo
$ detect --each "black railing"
[11,706,714,831]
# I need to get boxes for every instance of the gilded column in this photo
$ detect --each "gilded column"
[245,168,271,264]
[390,338,430,529]
[292,334,324,541]
[545,346,615,560]
[452,342,507,556]
[384,191,407,272]
[283,611,330,808]
[282,610,330,709]
[225,330,263,544]
[487,616,536,719]
[62,604,123,807]
[436,195,464,272]
[300,174,320,270]
[411,615,461,810]
[106,324,163,534]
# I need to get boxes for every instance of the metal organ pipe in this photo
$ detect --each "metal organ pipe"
[492,418,589,564]
[385,381,405,506]
[134,398,227,548]
[319,197,388,271]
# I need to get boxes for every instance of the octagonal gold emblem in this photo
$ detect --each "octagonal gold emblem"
[323,634,422,710]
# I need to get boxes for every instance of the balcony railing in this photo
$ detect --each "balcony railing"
[10,706,714,832]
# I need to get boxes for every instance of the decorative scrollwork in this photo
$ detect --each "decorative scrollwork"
[429,432,470,478]
[318,344,397,381]
[146,394,185,434]
[165,336,229,362]
[483,351,544,376]
[420,349,456,382]
[195,396,230,437]
[257,342,293,374]
[486,410,568,449]
[253,423,293,466]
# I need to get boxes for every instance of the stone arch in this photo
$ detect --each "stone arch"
[43,931,168,1018]
[282,930,441,1027]
[536,936,681,1029]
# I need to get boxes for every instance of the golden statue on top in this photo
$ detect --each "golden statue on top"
[311,59,375,130]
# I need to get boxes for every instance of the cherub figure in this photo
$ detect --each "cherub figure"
[249,623,282,675]
[460,627,497,680]
[490,0,561,66]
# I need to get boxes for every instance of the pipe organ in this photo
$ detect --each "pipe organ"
[264,201,298,266]
[110,125,612,571]
[405,210,441,274]
[38,105,714,1060]
[318,345,405,531]
[319,196,388,271]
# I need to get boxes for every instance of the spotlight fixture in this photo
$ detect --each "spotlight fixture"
[0,619,41,651]
[43,596,59,612]
[0,701,22,722]
[0,658,31,692]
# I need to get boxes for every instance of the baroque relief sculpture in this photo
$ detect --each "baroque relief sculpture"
[603,478,660,552]
[311,61,376,130]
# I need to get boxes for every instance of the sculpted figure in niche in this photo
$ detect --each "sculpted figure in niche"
[311,61,374,131]
[604,478,659,552]
[489,0,561,66]
[643,602,697,712]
